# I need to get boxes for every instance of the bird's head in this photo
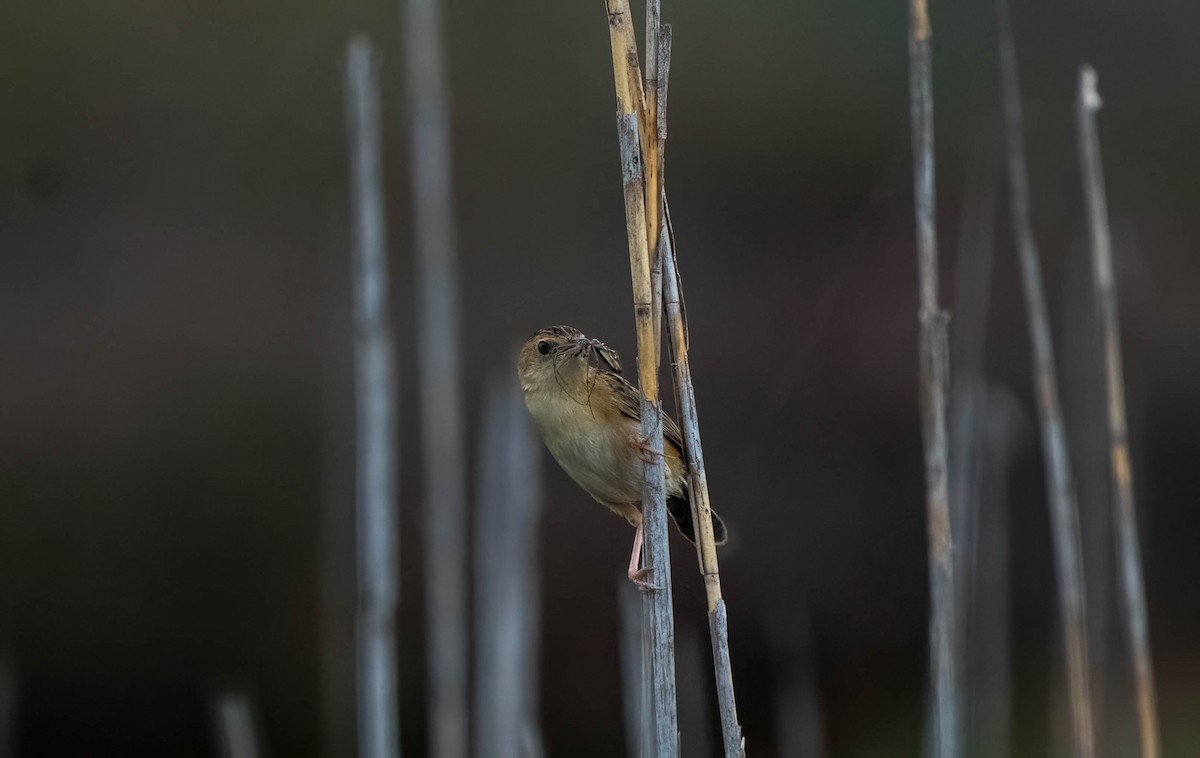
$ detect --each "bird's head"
[517,325,623,393]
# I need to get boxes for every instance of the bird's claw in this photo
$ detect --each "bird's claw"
[628,434,661,464]
[627,566,658,592]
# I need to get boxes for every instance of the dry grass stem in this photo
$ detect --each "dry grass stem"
[1076,65,1161,758]
[618,582,655,757]
[643,0,661,269]
[906,2,958,756]
[345,36,401,758]
[995,2,1096,755]
[662,225,743,756]
[645,8,667,355]
[602,1,678,753]
[473,375,544,758]
[404,0,470,753]
[604,3,745,753]
[652,5,742,752]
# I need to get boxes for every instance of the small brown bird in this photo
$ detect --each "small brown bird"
[518,325,727,589]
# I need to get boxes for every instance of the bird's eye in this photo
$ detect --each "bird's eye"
[537,340,552,355]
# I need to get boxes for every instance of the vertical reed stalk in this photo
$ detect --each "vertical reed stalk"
[345,36,401,758]
[404,0,469,752]
[618,582,655,758]
[644,2,664,354]
[1075,66,1160,758]
[995,2,1096,755]
[906,2,957,756]
[651,7,744,753]
[661,227,744,756]
[602,1,677,753]
[473,375,544,758]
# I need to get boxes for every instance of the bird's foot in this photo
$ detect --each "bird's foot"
[627,566,658,592]
[628,434,661,464]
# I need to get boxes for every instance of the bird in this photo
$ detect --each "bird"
[517,325,727,590]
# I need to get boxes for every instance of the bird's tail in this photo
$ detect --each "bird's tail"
[666,494,727,546]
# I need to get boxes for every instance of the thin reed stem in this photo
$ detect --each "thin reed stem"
[345,36,401,758]
[652,11,746,753]
[906,2,958,756]
[618,582,655,758]
[1076,65,1160,758]
[995,2,1096,755]
[662,224,744,757]
[602,1,678,753]
[404,0,469,753]
[473,375,544,758]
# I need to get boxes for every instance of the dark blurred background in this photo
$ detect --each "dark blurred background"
[3,0,1199,756]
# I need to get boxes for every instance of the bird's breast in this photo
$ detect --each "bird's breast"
[524,382,643,506]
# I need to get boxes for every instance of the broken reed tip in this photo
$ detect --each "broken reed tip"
[1081,65,1103,111]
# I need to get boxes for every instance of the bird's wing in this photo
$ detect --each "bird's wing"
[601,369,686,456]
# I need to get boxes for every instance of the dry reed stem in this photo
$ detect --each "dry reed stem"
[645,3,664,356]
[618,581,655,757]
[650,8,741,753]
[644,1,661,266]
[662,223,743,756]
[473,375,544,758]
[1076,66,1161,758]
[345,36,401,758]
[404,0,470,752]
[603,1,678,754]
[906,1,958,756]
[995,2,1096,755]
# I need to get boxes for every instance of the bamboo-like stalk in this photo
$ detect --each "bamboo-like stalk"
[345,36,401,758]
[634,3,745,751]
[643,1,661,265]
[618,582,655,758]
[473,374,544,758]
[994,3,1096,756]
[1075,66,1161,758]
[906,3,957,757]
[602,1,678,754]
[403,0,469,753]
[652,8,742,752]
[661,226,743,757]
[644,2,667,357]
[1057,216,1116,756]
